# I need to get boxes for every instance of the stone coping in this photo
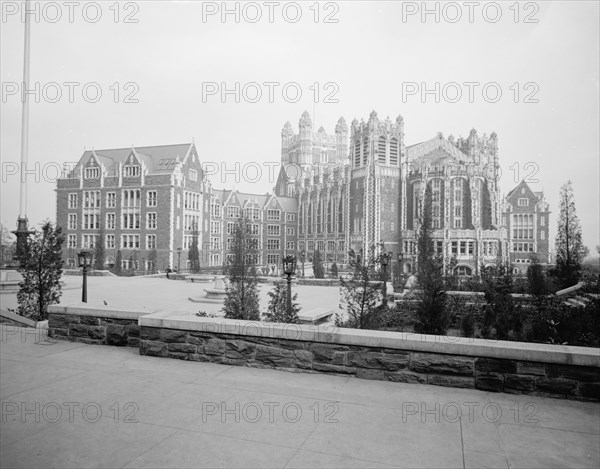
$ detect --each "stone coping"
[47,305,599,368]
[0,309,48,328]
[139,311,600,368]
[48,304,148,321]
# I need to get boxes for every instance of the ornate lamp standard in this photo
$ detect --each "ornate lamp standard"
[299,249,305,277]
[177,247,182,273]
[77,250,92,303]
[281,255,297,316]
[381,250,393,306]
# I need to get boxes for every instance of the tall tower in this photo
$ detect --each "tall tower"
[348,111,404,259]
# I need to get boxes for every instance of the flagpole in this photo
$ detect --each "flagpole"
[14,0,32,256]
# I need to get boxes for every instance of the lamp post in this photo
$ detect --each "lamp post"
[77,250,92,303]
[299,250,305,277]
[282,255,297,316]
[378,243,392,308]
[397,251,404,289]
[177,247,182,273]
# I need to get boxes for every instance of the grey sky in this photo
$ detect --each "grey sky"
[1,1,598,253]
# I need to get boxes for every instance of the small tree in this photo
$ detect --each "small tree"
[0,223,15,266]
[188,224,200,274]
[554,181,589,288]
[313,250,325,278]
[114,249,123,275]
[16,221,65,321]
[415,183,448,335]
[147,249,157,273]
[444,255,459,291]
[223,217,260,320]
[330,262,339,278]
[94,230,105,270]
[527,254,548,297]
[481,258,522,340]
[264,281,300,324]
[337,245,384,329]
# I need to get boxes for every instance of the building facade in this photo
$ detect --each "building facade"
[56,112,549,277]
[56,143,210,271]
[207,190,297,271]
[502,180,551,275]
[275,111,517,276]
[400,129,508,275]
[56,143,297,272]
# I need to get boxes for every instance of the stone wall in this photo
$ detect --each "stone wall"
[138,325,599,401]
[47,306,600,401]
[48,306,141,347]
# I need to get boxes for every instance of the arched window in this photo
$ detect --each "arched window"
[456,265,472,276]
[378,136,386,164]
[354,140,361,167]
[390,138,399,165]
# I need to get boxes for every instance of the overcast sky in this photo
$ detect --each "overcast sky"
[1,1,598,254]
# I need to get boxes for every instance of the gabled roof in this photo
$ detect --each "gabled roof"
[70,143,194,177]
[212,189,297,212]
[506,180,539,200]
[406,134,467,163]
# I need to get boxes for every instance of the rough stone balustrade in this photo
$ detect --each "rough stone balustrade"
[47,306,600,401]
[48,306,142,347]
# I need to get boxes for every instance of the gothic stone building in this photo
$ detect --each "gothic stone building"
[275,111,516,276]
[56,112,549,276]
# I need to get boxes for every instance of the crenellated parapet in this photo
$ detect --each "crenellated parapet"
[349,111,405,169]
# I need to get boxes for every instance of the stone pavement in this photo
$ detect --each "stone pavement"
[1,325,598,469]
[0,275,341,319]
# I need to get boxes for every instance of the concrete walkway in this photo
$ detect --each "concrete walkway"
[1,325,598,469]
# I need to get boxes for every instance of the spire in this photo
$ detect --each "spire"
[335,117,347,132]
[281,121,293,137]
[299,110,312,127]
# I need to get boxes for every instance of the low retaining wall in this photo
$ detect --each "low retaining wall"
[48,305,143,347]
[47,306,600,401]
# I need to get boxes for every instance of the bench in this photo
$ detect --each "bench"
[186,275,215,283]
[298,307,335,324]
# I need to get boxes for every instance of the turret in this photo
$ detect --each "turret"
[468,128,478,160]
[299,111,313,168]
[335,117,348,165]
[368,110,378,130]
[281,121,294,164]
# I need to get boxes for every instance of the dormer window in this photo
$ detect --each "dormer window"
[518,198,529,207]
[85,167,100,179]
[189,169,198,181]
[124,165,140,178]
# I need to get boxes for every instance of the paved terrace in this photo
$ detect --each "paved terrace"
[0,275,340,319]
[1,324,599,469]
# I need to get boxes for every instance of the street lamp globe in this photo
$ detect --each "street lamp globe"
[77,250,91,268]
[282,255,297,276]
